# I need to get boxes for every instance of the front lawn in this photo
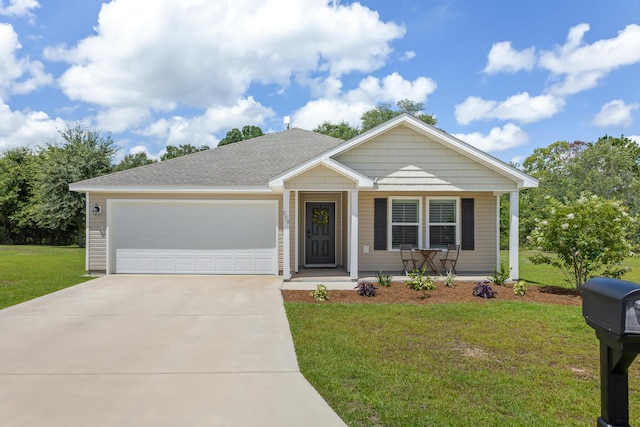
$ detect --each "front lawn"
[285,301,640,426]
[506,250,640,287]
[0,245,91,309]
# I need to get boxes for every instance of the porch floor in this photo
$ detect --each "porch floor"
[284,267,492,290]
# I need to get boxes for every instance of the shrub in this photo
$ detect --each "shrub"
[489,263,510,286]
[442,270,456,287]
[472,281,497,299]
[309,284,329,301]
[513,280,527,296]
[376,271,392,287]
[355,281,377,297]
[528,193,635,294]
[407,268,436,299]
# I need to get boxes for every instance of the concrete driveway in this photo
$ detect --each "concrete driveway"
[0,275,346,427]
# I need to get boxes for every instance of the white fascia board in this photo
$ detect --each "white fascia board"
[68,184,274,194]
[320,158,374,189]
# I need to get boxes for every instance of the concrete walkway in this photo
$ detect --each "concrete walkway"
[0,275,346,426]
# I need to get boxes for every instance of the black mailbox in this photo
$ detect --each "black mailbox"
[583,277,640,427]
[583,277,640,340]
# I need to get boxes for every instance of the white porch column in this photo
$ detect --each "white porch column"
[509,191,519,280]
[349,190,359,280]
[283,190,291,280]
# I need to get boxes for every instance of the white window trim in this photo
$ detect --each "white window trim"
[388,196,422,250]
[426,196,461,248]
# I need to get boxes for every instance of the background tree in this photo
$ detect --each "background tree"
[160,144,208,161]
[528,194,635,294]
[241,125,264,140]
[30,125,117,246]
[360,99,436,132]
[315,99,436,139]
[519,136,640,245]
[218,125,264,146]
[0,147,37,243]
[313,121,359,140]
[114,152,156,172]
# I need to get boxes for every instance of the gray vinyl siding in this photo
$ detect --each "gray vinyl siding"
[87,194,107,273]
[335,126,517,192]
[286,164,356,190]
[356,191,497,274]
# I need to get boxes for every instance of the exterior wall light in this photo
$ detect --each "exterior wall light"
[93,203,102,216]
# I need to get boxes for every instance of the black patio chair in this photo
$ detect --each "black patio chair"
[399,244,418,275]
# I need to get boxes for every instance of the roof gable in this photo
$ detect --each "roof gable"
[331,114,538,189]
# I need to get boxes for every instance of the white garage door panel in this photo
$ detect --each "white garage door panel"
[112,201,277,274]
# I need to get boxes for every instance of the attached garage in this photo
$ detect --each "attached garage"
[108,200,278,275]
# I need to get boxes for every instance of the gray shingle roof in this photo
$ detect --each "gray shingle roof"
[71,128,344,190]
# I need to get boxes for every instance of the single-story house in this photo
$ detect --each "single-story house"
[70,113,538,280]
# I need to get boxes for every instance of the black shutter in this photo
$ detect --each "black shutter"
[374,198,387,250]
[461,198,474,250]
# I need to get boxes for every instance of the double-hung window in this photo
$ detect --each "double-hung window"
[428,199,457,248]
[390,198,420,249]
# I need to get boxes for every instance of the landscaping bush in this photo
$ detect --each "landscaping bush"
[309,284,329,301]
[489,263,510,286]
[375,271,392,287]
[355,281,377,297]
[513,280,527,296]
[472,281,497,298]
[442,270,456,287]
[406,268,437,291]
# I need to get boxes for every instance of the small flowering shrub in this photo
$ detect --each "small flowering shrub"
[309,284,329,301]
[355,281,377,297]
[528,193,635,294]
[472,281,497,299]
[513,280,527,296]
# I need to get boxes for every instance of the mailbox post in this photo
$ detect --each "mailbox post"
[583,277,640,427]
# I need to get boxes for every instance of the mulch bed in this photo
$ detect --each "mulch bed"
[282,281,581,306]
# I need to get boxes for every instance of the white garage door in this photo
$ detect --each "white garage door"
[110,200,278,274]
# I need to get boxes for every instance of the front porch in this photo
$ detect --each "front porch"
[284,267,493,290]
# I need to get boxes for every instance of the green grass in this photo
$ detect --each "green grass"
[288,248,640,425]
[286,301,640,426]
[0,245,92,309]
[505,250,640,288]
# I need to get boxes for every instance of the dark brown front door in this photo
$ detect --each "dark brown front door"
[305,202,336,265]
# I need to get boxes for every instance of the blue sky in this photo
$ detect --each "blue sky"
[1,0,639,164]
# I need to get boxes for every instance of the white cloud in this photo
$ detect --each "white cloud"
[592,99,639,127]
[94,107,151,133]
[138,97,274,146]
[0,0,40,17]
[452,123,529,152]
[292,73,437,129]
[455,92,565,125]
[45,0,405,110]
[0,23,52,99]
[401,50,416,61]
[628,135,640,144]
[539,23,640,95]
[0,101,65,151]
[483,41,535,74]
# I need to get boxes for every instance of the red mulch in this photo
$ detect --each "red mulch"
[281,281,581,306]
